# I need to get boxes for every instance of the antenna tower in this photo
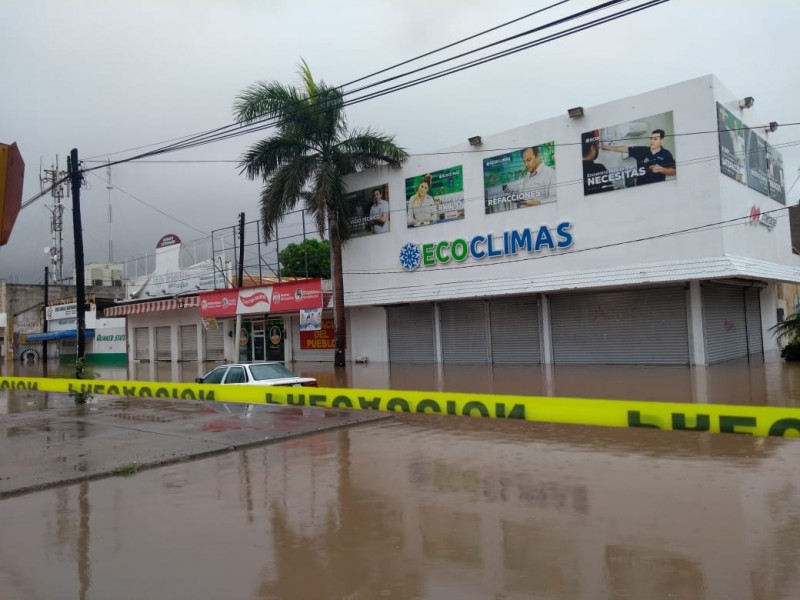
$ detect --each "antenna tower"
[40,156,69,284]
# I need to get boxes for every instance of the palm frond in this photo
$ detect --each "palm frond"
[770,312,800,342]
[259,156,318,242]
[238,136,313,180]
[335,130,408,171]
[233,82,305,124]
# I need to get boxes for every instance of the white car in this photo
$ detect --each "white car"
[195,362,318,387]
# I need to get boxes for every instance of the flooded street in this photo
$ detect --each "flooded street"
[4,357,800,412]
[2,359,800,598]
[2,414,799,599]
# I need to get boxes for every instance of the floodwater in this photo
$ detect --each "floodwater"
[2,414,799,599]
[2,359,800,598]
[3,357,800,412]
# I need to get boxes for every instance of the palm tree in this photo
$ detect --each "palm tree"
[771,312,800,343]
[235,61,407,367]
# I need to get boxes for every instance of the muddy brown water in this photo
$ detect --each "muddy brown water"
[2,359,800,598]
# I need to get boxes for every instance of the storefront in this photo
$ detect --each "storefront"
[105,296,210,363]
[339,75,800,366]
[25,301,127,365]
[198,279,325,364]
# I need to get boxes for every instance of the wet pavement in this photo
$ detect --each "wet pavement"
[0,396,386,498]
[1,358,800,598]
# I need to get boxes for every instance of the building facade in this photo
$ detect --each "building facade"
[339,75,798,366]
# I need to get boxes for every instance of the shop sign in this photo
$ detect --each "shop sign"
[48,313,98,332]
[399,221,573,271]
[749,205,776,231]
[300,318,335,350]
[46,303,77,321]
[156,233,181,248]
[199,279,324,317]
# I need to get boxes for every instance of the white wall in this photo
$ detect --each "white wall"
[341,75,796,308]
[348,305,389,363]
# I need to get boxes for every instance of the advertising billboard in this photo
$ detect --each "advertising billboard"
[345,183,390,238]
[716,103,747,184]
[767,144,786,204]
[582,111,676,195]
[483,142,556,214]
[405,165,464,228]
[717,102,785,204]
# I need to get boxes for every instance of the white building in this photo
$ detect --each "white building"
[338,75,798,366]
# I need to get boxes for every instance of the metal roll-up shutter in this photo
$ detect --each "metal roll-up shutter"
[387,304,434,363]
[440,300,488,364]
[180,324,198,361]
[135,327,149,361]
[702,283,748,364]
[745,287,763,356]
[489,296,541,364]
[155,326,171,361]
[551,287,689,365]
[205,327,225,361]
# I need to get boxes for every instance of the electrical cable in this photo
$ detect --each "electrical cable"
[82,0,666,169]
[83,0,577,163]
[85,171,208,236]
[343,203,796,277]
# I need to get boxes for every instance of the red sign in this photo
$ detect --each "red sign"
[199,289,239,317]
[156,233,182,248]
[270,279,324,313]
[300,318,335,350]
[199,279,323,318]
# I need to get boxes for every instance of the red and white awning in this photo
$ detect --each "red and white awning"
[104,296,199,317]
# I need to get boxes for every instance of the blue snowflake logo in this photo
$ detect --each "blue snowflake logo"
[399,243,421,271]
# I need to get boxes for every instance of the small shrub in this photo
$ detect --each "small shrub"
[112,464,140,477]
[781,340,800,361]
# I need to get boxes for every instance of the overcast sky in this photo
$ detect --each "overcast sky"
[2,0,799,284]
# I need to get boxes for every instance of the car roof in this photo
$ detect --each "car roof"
[215,362,286,368]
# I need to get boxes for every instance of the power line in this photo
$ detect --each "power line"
[343,203,796,277]
[83,1,577,163]
[86,171,208,236]
[82,0,667,170]
[82,128,800,165]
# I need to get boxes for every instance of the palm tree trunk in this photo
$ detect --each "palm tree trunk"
[328,211,347,368]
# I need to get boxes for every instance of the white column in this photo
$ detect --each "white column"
[540,293,554,364]
[688,281,706,365]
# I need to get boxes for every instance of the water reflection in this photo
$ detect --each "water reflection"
[3,417,800,598]
[4,358,800,410]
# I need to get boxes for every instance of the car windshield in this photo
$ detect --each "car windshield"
[249,363,298,381]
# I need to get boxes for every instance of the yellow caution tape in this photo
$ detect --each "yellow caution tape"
[2,376,799,438]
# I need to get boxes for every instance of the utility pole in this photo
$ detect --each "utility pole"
[106,160,113,262]
[237,212,245,288]
[42,266,49,370]
[40,156,69,284]
[68,149,87,381]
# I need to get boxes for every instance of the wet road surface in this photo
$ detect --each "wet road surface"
[2,414,799,599]
[2,358,800,598]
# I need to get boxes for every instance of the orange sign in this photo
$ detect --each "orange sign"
[300,318,335,350]
[0,142,25,247]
